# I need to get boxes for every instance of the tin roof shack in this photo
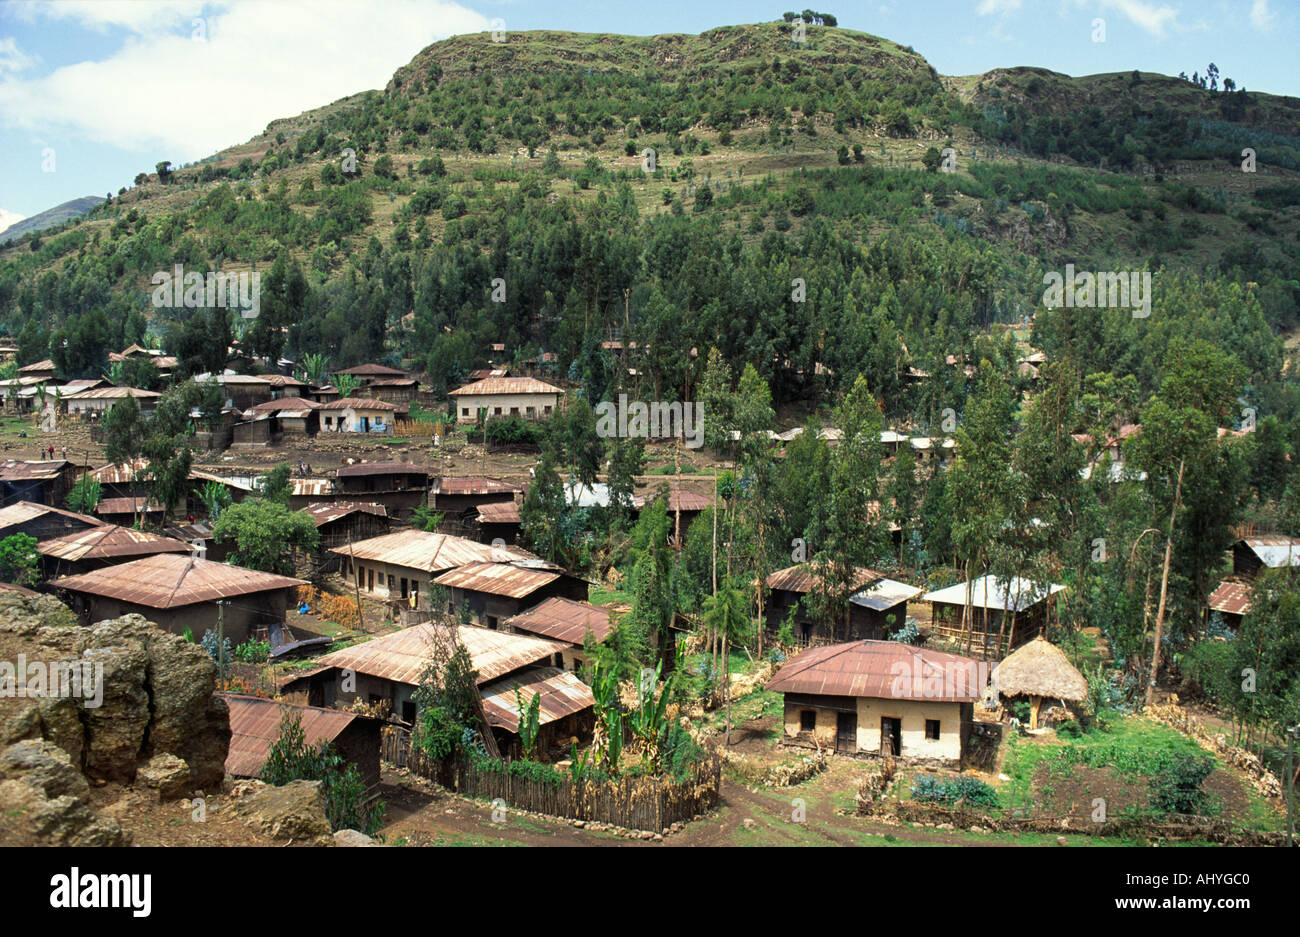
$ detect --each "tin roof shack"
[231,413,273,448]
[434,561,589,631]
[0,501,104,542]
[1208,580,1253,629]
[261,374,309,399]
[36,524,192,578]
[247,397,320,438]
[221,693,382,786]
[52,554,304,646]
[432,476,521,520]
[1232,536,1300,579]
[281,623,592,755]
[334,529,536,608]
[367,378,417,412]
[18,359,56,380]
[0,459,78,506]
[304,501,389,551]
[922,575,1066,659]
[763,563,920,646]
[335,461,435,520]
[193,372,273,410]
[64,387,162,419]
[766,640,988,766]
[503,597,614,672]
[448,376,562,423]
[631,489,711,541]
[474,500,522,544]
[94,497,167,527]
[334,363,409,383]
[90,459,154,500]
[289,477,336,512]
[319,397,396,435]
[165,520,230,564]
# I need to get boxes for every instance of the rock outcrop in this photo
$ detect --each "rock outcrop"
[227,779,333,844]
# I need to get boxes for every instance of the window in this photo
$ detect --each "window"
[487,615,498,630]
[543,406,552,415]
[510,407,519,416]
[925,719,940,740]
[401,701,416,723]
[461,408,470,418]
[493,407,502,416]
[800,710,817,732]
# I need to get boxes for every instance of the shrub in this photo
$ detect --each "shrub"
[910,774,999,808]
[1148,754,1214,816]
[261,710,385,834]
[234,638,271,662]
[201,628,233,666]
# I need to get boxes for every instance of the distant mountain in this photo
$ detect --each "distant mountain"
[0,196,104,244]
[0,209,23,236]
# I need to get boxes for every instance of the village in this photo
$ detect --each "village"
[0,335,1292,849]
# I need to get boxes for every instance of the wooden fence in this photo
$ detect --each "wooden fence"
[382,726,721,831]
[390,419,439,438]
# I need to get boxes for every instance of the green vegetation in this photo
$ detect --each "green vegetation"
[262,709,385,835]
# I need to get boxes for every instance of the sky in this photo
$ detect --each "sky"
[0,0,1295,224]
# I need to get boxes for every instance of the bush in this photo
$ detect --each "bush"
[234,638,271,662]
[201,628,233,666]
[1148,754,1214,816]
[261,711,385,834]
[910,774,999,809]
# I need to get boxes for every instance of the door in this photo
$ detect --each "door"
[835,712,857,753]
[400,577,408,599]
[880,717,902,756]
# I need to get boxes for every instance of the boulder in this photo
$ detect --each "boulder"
[229,779,332,844]
[0,740,128,846]
[333,829,377,847]
[138,753,191,801]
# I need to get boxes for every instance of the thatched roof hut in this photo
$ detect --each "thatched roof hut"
[992,636,1087,729]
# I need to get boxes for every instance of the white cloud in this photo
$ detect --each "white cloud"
[0,208,25,235]
[0,0,491,160]
[7,1,210,34]
[1101,0,1180,38]
[1250,0,1276,31]
[0,37,37,74]
[976,0,1023,14]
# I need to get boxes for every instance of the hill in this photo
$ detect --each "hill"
[0,195,104,245]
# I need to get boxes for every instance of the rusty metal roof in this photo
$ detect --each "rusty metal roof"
[303,501,387,527]
[95,497,164,515]
[53,554,304,608]
[448,377,562,396]
[90,459,151,484]
[37,524,191,562]
[433,562,560,599]
[503,597,614,645]
[18,359,54,372]
[331,529,533,572]
[261,374,307,387]
[220,693,372,777]
[335,363,408,377]
[0,459,70,481]
[1208,580,1253,616]
[0,501,104,533]
[336,460,435,478]
[434,476,520,496]
[476,501,521,524]
[632,490,712,512]
[291,478,334,497]
[479,666,595,731]
[766,640,987,702]
[248,396,321,412]
[319,397,396,411]
[368,378,418,387]
[766,563,882,595]
[311,622,567,687]
[64,386,162,400]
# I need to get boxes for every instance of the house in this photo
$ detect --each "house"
[335,460,434,519]
[0,501,103,542]
[93,497,167,527]
[53,554,304,646]
[433,561,589,630]
[64,386,162,418]
[631,489,712,540]
[17,359,56,381]
[36,524,192,578]
[333,529,535,607]
[990,636,1088,730]
[1231,536,1300,579]
[448,376,562,423]
[261,373,309,399]
[247,397,321,437]
[281,622,593,756]
[474,500,522,544]
[763,563,920,646]
[305,384,341,406]
[192,372,273,410]
[502,596,614,672]
[1207,580,1253,629]
[921,575,1066,659]
[431,476,521,518]
[221,693,382,786]
[367,378,418,412]
[303,501,389,551]
[334,363,408,385]
[0,460,79,506]
[319,397,396,434]
[288,477,336,512]
[90,459,153,500]
[766,639,988,765]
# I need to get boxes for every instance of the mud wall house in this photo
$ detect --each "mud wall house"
[1207,580,1252,630]
[630,489,712,540]
[335,460,434,520]
[334,363,409,387]
[433,562,590,631]
[502,596,614,673]
[763,564,920,645]
[64,387,162,419]
[36,524,192,579]
[221,693,382,787]
[17,359,56,381]
[448,376,562,423]
[765,640,986,766]
[474,500,522,544]
[431,476,521,520]
[921,575,1065,659]
[52,553,304,646]
[0,502,104,542]
[89,459,154,501]
[333,529,537,608]
[0,460,79,507]
[246,397,321,438]
[367,378,418,412]
[304,501,389,551]
[193,372,274,410]
[230,414,274,447]
[1232,536,1300,579]
[92,498,167,528]
[319,397,397,434]
[289,477,336,512]
[280,622,593,756]
[261,373,309,399]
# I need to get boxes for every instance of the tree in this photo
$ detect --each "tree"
[922,146,942,173]
[155,161,172,183]
[623,494,678,673]
[703,577,751,744]
[0,534,39,586]
[212,500,320,574]
[67,476,102,515]
[885,441,918,566]
[520,452,569,564]
[258,462,293,506]
[607,436,645,532]
[198,480,232,521]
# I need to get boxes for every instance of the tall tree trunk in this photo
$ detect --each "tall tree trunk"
[1146,458,1185,707]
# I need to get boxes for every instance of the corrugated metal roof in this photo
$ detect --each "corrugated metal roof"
[0,501,104,532]
[766,640,986,702]
[53,554,304,608]
[503,597,614,645]
[220,693,370,777]
[632,490,712,512]
[188,470,255,492]
[248,396,320,412]
[95,497,164,515]
[90,459,151,484]
[476,501,521,523]
[368,378,417,387]
[434,476,520,496]
[922,575,1065,612]
[303,501,387,527]
[1208,580,1253,616]
[433,562,560,599]
[335,363,408,377]
[1240,537,1300,568]
[850,577,924,612]
[37,524,191,561]
[0,460,70,481]
[479,666,595,731]
[336,460,435,478]
[261,374,307,387]
[64,387,162,400]
[291,478,334,497]
[449,377,563,396]
[18,359,54,372]
[766,563,882,595]
[319,397,396,411]
[331,529,533,572]
[311,622,567,687]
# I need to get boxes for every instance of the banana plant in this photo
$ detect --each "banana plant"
[513,687,542,760]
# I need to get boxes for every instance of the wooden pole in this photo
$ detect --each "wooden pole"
[1146,458,1184,707]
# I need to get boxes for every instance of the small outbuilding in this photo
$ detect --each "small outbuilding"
[990,636,1088,730]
